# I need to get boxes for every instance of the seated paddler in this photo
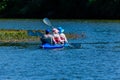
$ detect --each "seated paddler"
[57,27,68,44]
[41,29,53,45]
[52,28,63,44]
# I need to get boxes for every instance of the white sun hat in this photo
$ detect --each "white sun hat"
[52,28,59,33]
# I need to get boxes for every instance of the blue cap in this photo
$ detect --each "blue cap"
[58,27,64,33]
[45,29,50,34]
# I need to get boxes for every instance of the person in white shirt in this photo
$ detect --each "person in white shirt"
[52,28,63,44]
[57,27,68,44]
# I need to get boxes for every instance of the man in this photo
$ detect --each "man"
[41,29,53,44]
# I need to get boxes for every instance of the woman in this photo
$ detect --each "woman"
[52,28,63,44]
[58,27,68,43]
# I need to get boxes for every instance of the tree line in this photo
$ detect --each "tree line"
[0,0,120,19]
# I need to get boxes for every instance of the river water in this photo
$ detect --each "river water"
[0,19,120,80]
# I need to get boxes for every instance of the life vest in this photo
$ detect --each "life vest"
[60,36,65,41]
[54,37,60,43]
[59,33,66,42]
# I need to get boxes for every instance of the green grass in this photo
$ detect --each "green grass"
[0,29,39,42]
[0,29,80,42]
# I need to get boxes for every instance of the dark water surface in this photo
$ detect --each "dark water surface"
[0,19,120,80]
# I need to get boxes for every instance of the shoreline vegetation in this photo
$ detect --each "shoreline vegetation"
[1,18,120,22]
[0,0,120,19]
[0,29,80,43]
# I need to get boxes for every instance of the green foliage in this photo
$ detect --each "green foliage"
[0,0,8,12]
[0,29,79,42]
[0,0,120,19]
[88,0,96,3]
[0,30,38,42]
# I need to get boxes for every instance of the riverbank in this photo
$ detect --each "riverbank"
[0,29,38,42]
[0,29,80,43]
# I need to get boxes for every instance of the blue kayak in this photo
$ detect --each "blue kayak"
[40,43,70,49]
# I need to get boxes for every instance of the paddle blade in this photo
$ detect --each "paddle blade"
[43,18,52,27]
[35,31,44,37]
[27,30,36,36]
[27,30,44,37]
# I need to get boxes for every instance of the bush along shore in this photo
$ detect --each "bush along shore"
[0,29,40,42]
[0,29,81,43]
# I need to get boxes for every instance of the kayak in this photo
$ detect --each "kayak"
[40,43,70,49]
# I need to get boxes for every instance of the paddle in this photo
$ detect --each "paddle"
[28,18,74,48]
[43,18,54,28]
[27,30,35,36]
[27,18,52,37]
[43,18,74,48]
[27,30,44,37]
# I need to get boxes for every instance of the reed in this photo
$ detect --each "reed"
[0,29,39,42]
[0,29,80,42]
